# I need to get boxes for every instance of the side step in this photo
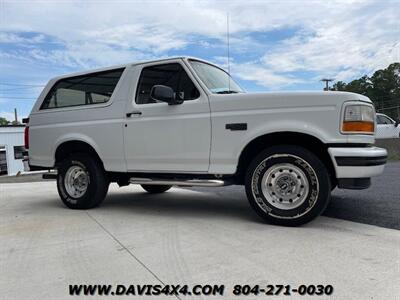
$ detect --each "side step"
[129,178,229,187]
[42,172,57,180]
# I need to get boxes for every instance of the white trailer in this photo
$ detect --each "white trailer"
[0,125,25,176]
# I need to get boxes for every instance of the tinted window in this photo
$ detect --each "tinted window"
[13,146,26,159]
[41,68,124,109]
[379,115,394,124]
[189,60,243,94]
[136,63,199,104]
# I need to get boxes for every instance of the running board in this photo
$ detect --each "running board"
[129,178,228,187]
[42,172,57,180]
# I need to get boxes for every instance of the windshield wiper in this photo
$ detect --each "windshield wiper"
[215,90,239,94]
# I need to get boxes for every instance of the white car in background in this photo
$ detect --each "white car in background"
[376,113,400,139]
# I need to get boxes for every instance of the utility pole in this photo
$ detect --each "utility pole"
[14,108,18,124]
[321,78,334,91]
[226,12,231,92]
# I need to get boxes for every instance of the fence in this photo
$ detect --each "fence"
[374,99,400,120]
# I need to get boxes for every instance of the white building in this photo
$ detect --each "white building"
[0,125,25,176]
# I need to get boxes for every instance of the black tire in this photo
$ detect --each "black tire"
[245,145,331,226]
[141,184,172,193]
[57,153,109,209]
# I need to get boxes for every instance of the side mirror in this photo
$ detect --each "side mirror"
[150,85,182,105]
[395,119,400,127]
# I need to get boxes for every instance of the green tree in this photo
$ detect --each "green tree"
[369,63,400,102]
[0,117,9,125]
[330,63,400,119]
[331,81,347,91]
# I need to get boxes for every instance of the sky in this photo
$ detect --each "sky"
[0,0,399,120]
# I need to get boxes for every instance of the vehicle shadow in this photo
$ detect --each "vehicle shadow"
[97,186,260,223]
[28,181,399,229]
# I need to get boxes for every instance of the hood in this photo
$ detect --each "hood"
[209,91,372,112]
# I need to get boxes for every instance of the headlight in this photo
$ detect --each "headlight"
[342,104,375,134]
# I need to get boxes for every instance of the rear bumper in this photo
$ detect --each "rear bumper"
[328,146,387,188]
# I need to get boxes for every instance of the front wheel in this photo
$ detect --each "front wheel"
[57,153,109,209]
[245,145,331,226]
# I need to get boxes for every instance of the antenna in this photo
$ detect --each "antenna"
[227,12,231,92]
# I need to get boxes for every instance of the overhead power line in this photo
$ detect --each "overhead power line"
[0,86,43,91]
[0,83,45,87]
[0,96,36,99]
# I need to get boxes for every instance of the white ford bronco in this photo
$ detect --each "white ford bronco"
[24,57,387,226]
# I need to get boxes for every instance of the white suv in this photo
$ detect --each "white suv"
[24,57,387,226]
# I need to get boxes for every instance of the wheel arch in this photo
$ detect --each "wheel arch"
[235,131,336,184]
[54,139,104,169]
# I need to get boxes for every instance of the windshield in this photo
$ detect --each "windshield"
[189,60,244,94]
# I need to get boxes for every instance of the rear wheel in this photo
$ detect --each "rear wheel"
[245,145,331,226]
[141,184,172,193]
[57,153,109,209]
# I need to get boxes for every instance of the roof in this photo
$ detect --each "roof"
[0,125,25,127]
[50,56,220,81]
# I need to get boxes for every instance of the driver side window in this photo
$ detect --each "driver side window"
[135,63,200,104]
[381,116,393,124]
[377,115,393,124]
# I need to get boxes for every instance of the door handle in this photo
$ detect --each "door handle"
[126,111,142,117]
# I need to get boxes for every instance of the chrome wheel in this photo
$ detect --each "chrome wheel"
[64,165,89,198]
[246,146,329,225]
[261,163,309,210]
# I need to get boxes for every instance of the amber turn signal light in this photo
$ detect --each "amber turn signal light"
[342,121,374,133]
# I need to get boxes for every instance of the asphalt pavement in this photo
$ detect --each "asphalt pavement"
[1,162,399,229]
[1,182,399,299]
[188,161,400,230]
[326,161,400,229]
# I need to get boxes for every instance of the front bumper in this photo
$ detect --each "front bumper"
[328,146,387,189]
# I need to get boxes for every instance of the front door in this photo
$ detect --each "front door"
[377,115,395,138]
[123,60,211,172]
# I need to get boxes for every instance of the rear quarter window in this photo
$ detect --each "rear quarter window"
[40,68,125,110]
